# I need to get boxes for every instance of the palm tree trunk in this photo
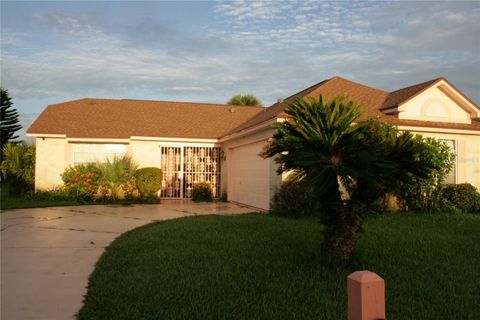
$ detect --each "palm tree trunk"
[321,203,366,262]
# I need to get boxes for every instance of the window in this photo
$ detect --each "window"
[73,144,96,165]
[72,144,127,165]
[440,139,456,184]
[102,144,127,162]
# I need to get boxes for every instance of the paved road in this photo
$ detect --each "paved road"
[1,202,254,320]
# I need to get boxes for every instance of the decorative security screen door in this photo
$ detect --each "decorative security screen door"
[183,146,221,199]
[160,146,221,199]
[160,147,182,198]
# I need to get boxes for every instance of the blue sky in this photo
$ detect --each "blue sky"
[1,1,479,138]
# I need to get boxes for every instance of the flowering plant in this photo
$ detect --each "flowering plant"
[61,164,101,201]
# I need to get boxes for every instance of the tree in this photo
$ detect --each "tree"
[1,88,22,148]
[262,95,432,261]
[1,142,35,194]
[227,94,263,107]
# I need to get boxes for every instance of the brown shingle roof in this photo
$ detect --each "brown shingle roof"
[380,78,442,110]
[229,76,390,133]
[28,77,480,140]
[228,76,480,134]
[27,98,264,139]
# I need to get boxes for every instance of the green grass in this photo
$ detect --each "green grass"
[0,187,79,210]
[0,186,141,210]
[77,213,480,320]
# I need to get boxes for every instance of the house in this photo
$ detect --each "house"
[27,76,480,210]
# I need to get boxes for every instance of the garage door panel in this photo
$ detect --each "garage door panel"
[230,141,270,210]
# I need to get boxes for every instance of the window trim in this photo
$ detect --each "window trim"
[438,138,457,184]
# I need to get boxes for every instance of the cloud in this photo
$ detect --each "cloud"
[210,0,480,102]
[214,0,294,23]
[31,12,100,34]
[1,21,258,105]
[1,0,479,115]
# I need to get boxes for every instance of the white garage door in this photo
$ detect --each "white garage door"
[230,141,270,210]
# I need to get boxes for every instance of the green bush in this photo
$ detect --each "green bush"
[98,156,138,200]
[5,175,33,195]
[134,167,162,200]
[121,179,139,200]
[270,180,321,218]
[192,182,212,202]
[443,183,480,214]
[395,138,456,212]
[31,186,75,201]
[1,142,35,194]
[62,164,101,201]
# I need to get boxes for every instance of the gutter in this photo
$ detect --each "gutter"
[219,118,285,143]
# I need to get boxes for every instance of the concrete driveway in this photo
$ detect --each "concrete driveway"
[1,201,254,320]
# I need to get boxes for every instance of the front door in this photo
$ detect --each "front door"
[160,146,221,199]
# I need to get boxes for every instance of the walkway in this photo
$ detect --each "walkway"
[1,202,254,319]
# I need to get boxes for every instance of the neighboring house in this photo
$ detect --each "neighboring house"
[27,76,480,210]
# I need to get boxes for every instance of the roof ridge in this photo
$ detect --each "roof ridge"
[119,98,265,108]
[278,78,332,104]
[47,98,91,108]
[329,76,388,93]
[48,98,265,109]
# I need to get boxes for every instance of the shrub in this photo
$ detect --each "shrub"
[443,183,480,214]
[31,186,74,201]
[1,142,35,194]
[134,167,162,201]
[395,138,455,212]
[62,164,101,201]
[98,156,138,200]
[270,180,321,218]
[5,175,32,195]
[121,179,139,200]
[192,182,212,202]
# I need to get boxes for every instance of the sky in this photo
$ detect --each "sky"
[1,1,479,139]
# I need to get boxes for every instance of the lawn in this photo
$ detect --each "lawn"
[0,185,140,210]
[0,187,79,210]
[77,213,480,320]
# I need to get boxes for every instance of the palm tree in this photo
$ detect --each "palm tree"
[227,94,263,107]
[262,95,431,261]
[1,142,35,194]
[98,155,138,200]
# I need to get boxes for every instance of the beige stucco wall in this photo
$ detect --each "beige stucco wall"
[399,86,471,124]
[35,138,224,195]
[33,125,479,201]
[34,139,159,191]
[34,137,70,191]
[129,140,160,168]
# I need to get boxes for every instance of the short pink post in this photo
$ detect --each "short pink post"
[347,271,386,320]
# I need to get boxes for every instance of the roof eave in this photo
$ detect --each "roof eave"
[219,117,282,143]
